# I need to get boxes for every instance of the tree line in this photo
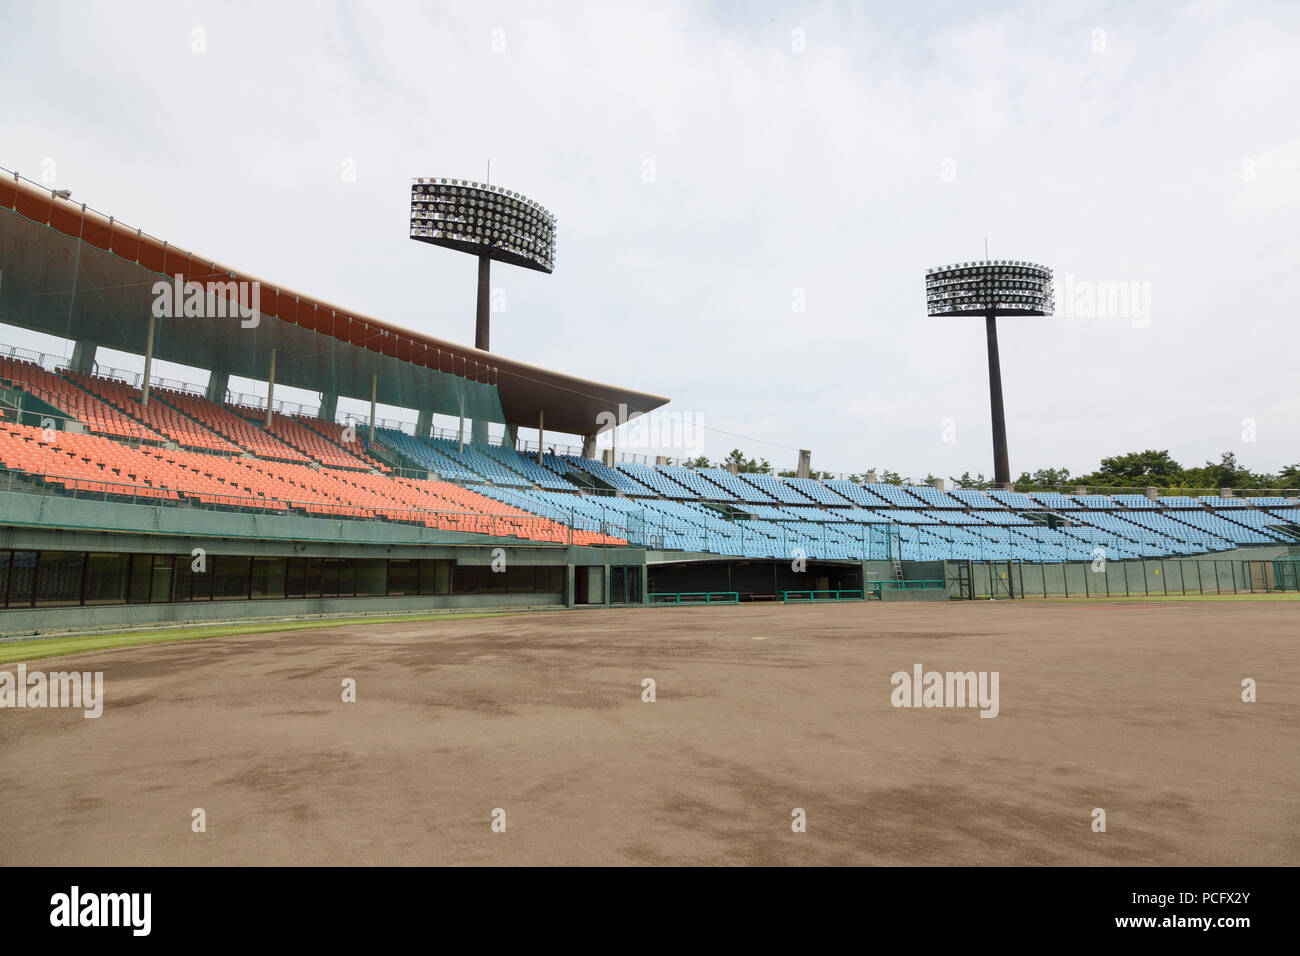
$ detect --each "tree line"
[681,449,1300,491]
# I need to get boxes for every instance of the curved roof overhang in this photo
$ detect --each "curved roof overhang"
[0,173,669,435]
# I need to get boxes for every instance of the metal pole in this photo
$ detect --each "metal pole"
[538,409,544,466]
[368,372,377,445]
[141,313,156,408]
[264,347,276,429]
[476,255,491,351]
[985,312,1011,486]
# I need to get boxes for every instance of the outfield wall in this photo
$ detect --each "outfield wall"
[941,545,1296,599]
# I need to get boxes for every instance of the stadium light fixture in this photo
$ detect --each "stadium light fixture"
[410,177,557,351]
[925,258,1054,486]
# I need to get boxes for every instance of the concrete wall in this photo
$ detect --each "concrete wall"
[0,592,565,638]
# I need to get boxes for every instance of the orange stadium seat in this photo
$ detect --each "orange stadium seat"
[0,420,622,546]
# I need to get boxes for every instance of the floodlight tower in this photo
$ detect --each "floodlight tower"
[925,260,1054,487]
[409,177,558,352]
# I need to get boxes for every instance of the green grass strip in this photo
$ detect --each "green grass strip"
[0,611,519,664]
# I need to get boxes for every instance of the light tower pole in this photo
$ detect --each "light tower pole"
[410,177,558,440]
[925,260,1054,487]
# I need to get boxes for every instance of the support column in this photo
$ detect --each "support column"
[205,367,229,404]
[318,391,338,423]
[415,407,433,439]
[504,422,518,449]
[264,348,276,428]
[537,410,544,465]
[565,563,576,608]
[141,313,156,408]
[581,434,597,458]
[368,372,377,444]
[457,394,465,452]
[985,312,1011,486]
[70,340,96,374]
[640,563,649,607]
[797,449,811,479]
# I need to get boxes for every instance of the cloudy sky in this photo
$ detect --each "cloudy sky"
[2,0,1297,480]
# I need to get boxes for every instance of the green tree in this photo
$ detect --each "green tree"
[950,471,990,490]
[1014,467,1072,489]
[1080,450,1183,487]
[720,449,771,474]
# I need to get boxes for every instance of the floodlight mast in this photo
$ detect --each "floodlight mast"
[409,177,558,354]
[476,255,491,350]
[984,311,1010,485]
[924,259,1054,487]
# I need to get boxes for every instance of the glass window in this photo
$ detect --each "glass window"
[335,556,356,595]
[321,559,340,598]
[507,565,535,593]
[212,555,251,601]
[83,554,128,606]
[251,557,287,599]
[285,557,306,598]
[35,551,85,606]
[356,559,386,597]
[8,551,38,606]
[149,555,174,603]
[127,553,153,604]
[415,560,453,596]
[303,558,322,598]
[388,559,419,596]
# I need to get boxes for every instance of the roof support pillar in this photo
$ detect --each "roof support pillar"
[141,313,156,408]
[415,407,433,439]
[538,410,544,465]
[582,434,597,458]
[318,391,338,423]
[69,340,96,375]
[206,367,229,405]
[264,347,276,429]
[368,372,377,445]
[457,394,465,453]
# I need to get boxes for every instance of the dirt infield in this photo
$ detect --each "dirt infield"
[1,600,1296,866]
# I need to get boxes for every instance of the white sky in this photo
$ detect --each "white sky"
[2,0,1297,480]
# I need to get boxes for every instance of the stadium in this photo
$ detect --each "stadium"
[2,1,1298,881]
[0,168,1295,626]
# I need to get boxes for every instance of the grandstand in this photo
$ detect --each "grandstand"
[1,167,1298,632]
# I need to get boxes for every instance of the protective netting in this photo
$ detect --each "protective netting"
[0,199,506,429]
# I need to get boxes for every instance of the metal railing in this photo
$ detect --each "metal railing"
[648,591,740,605]
[781,589,866,602]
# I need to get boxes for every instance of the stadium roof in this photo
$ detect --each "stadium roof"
[0,172,669,435]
